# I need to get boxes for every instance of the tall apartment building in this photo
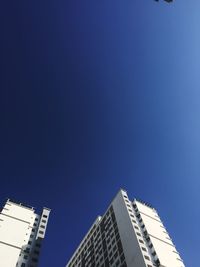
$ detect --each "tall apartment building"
[0,199,50,267]
[66,189,185,267]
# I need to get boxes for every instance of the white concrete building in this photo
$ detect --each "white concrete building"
[0,199,50,267]
[66,189,185,267]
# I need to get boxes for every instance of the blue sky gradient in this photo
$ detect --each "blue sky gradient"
[0,0,199,266]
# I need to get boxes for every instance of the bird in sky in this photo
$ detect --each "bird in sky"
[154,0,173,3]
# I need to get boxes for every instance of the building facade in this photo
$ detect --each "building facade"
[0,199,50,267]
[66,189,185,267]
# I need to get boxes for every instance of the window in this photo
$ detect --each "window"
[139,239,144,244]
[40,225,45,229]
[43,215,48,218]
[21,264,26,267]
[109,251,113,258]
[120,254,125,263]
[42,219,46,223]
[99,256,103,263]
[39,230,44,234]
[114,228,118,235]
[116,260,120,266]
[24,255,28,260]
[136,232,141,236]
[141,247,147,252]
[28,241,32,245]
[146,237,150,242]
[24,248,30,253]
[144,255,150,260]
[110,257,114,264]
[115,233,120,240]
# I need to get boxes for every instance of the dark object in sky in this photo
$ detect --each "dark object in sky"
[154,0,173,2]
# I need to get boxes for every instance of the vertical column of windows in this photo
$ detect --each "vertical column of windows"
[132,202,159,267]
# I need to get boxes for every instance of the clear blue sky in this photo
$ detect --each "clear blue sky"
[0,0,199,266]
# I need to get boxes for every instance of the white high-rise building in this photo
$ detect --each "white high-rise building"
[66,189,185,267]
[0,199,50,267]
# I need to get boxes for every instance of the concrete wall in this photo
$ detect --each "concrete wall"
[135,200,185,267]
[0,200,50,267]
[0,201,36,267]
